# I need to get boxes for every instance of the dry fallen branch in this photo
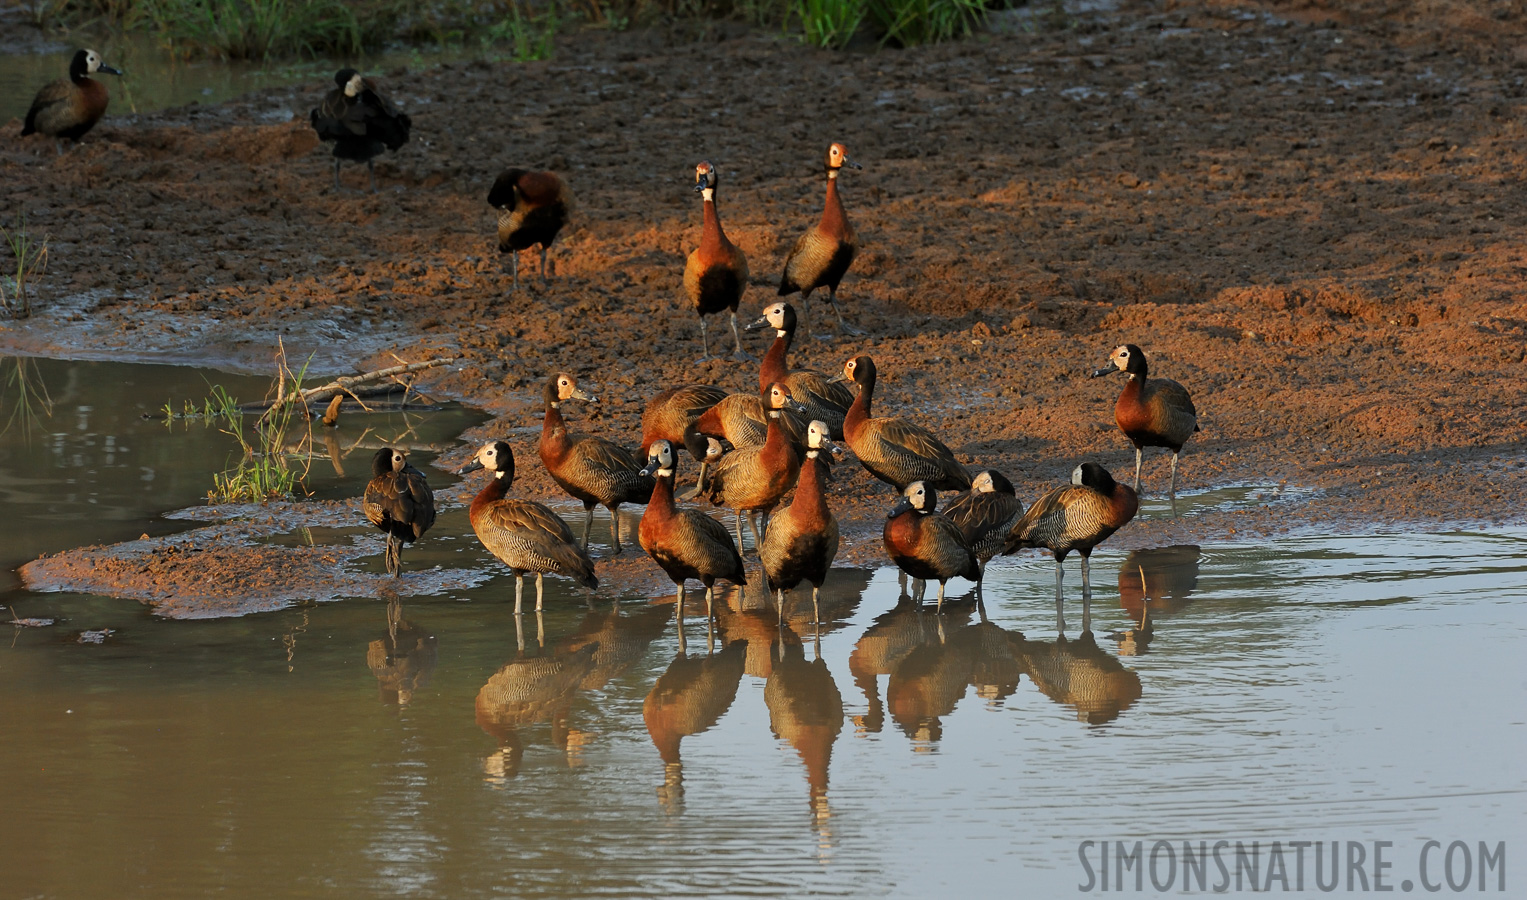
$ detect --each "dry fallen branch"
[256,357,456,425]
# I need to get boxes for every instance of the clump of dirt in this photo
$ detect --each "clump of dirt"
[4,0,1527,580]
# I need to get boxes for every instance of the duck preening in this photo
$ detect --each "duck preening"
[641,383,727,457]
[685,161,751,361]
[488,167,573,293]
[309,68,411,193]
[699,382,803,553]
[461,441,598,615]
[1091,344,1199,503]
[638,439,746,621]
[941,468,1025,581]
[747,301,855,438]
[1002,462,1138,612]
[838,355,971,492]
[779,142,863,336]
[882,481,979,612]
[758,420,842,622]
[538,372,653,555]
[22,49,122,152]
[362,447,436,577]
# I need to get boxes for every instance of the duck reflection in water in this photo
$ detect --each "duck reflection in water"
[556,600,673,692]
[1016,627,1142,725]
[725,568,871,678]
[367,597,438,706]
[642,625,747,812]
[848,584,976,739]
[1110,545,1201,655]
[764,621,844,828]
[476,614,599,781]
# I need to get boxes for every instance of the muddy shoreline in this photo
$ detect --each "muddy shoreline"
[6,0,1527,610]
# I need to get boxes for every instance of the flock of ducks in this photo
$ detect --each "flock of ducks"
[19,56,1202,627]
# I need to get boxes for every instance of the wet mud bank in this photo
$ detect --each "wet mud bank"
[5,0,1527,600]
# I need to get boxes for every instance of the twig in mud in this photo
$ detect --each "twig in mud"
[256,357,456,425]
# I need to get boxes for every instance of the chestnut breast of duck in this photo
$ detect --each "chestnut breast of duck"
[638,440,746,586]
[841,355,971,492]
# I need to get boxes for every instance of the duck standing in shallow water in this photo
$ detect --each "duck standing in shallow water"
[685,161,751,361]
[310,68,411,193]
[362,447,436,577]
[461,441,597,615]
[941,468,1025,582]
[1091,343,1198,504]
[699,383,803,553]
[882,481,979,613]
[1002,461,1137,607]
[759,421,842,622]
[489,167,573,293]
[22,49,121,153]
[638,440,746,622]
[779,143,863,336]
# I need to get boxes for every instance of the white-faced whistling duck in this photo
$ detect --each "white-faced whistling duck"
[638,439,746,621]
[539,372,654,555]
[362,447,436,577]
[1002,462,1138,608]
[22,49,121,153]
[746,301,855,439]
[779,143,863,336]
[641,383,727,456]
[758,420,843,622]
[461,441,598,615]
[1091,343,1199,503]
[837,355,971,492]
[882,481,979,612]
[683,383,813,468]
[309,68,412,193]
[941,469,1025,579]
[488,167,573,293]
[701,382,804,554]
[685,161,752,361]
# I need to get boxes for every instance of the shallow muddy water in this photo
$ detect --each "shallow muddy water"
[1,359,1523,897]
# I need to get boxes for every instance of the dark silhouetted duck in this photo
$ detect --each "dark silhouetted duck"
[1091,344,1199,503]
[22,49,121,153]
[362,447,436,577]
[839,355,971,492]
[700,383,803,552]
[941,469,1025,580]
[758,420,841,621]
[1002,462,1138,604]
[685,161,751,361]
[641,383,727,456]
[638,439,746,620]
[462,441,598,614]
[883,482,979,612]
[539,373,653,555]
[489,167,573,292]
[747,301,855,438]
[779,142,863,336]
[310,68,411,193]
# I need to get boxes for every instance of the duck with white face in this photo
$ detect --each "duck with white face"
[778,142,865,337]
[684,160,752,362]
[22,49,123,153]
[637,439,746,624]
[309,67,412,193]
[882,481,979,613]
[1090,343,1199,507]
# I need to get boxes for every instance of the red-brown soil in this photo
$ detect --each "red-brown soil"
[5,0,1527,607]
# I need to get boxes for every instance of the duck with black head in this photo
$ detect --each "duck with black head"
[310,68,412,193]
[362,447,436,577]
[488,167,573,293]
[22,49,122,154]
[779,143,864,337]
[1091,343,1199,505]
[685,160,752,361]
[461,441,598,615]
[1002,461,1138,615]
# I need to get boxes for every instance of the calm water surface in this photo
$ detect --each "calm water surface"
[1,359,1523,898]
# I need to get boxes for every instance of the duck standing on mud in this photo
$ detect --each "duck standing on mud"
[22,49,122,153]
[310,68,412,193]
